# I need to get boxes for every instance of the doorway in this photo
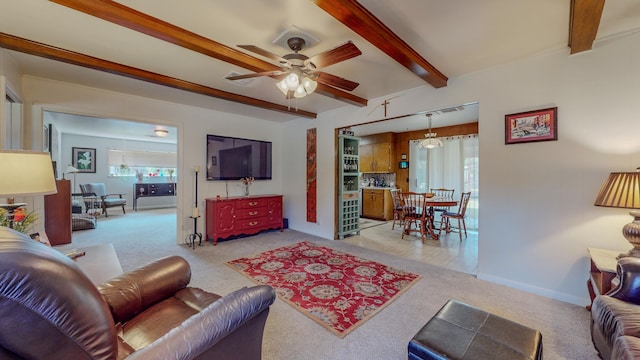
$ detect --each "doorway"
[43,110,179,241]
[336,102,479,275]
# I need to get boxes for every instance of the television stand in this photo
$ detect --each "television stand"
[205,195,283,245]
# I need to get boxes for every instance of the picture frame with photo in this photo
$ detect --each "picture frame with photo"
[505,107,558,144]
[72,147,96,173]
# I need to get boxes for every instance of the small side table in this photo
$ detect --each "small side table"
[587,247,620,310]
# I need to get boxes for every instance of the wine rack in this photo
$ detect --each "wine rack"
[338,134,360,239]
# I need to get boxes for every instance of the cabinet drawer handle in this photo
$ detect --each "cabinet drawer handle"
[248,221,258,226]
[249,211,258,216]
[248,201,259,206]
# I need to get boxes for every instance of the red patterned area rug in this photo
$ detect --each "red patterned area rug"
[226,241,422,338]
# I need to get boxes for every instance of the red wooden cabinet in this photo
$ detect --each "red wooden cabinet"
[206,195,283,245]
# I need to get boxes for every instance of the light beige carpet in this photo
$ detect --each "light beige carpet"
[60,208,600,360]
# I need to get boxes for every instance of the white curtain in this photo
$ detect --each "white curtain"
[409,135,478,230]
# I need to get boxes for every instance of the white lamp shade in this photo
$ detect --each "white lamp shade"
[302,77,317,94]
[418,134,443,149]
[276,79,289,95]
[293,85,307,98]
[284,72,300,91]
[65,165,79,174]
[0,150,57,197]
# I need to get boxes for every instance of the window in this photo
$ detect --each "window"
[107,149,177,179]
[409,135,478,230]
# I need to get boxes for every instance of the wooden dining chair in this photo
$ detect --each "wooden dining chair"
[401,192,427,241]
[390,189,404,230]
[430,188,455,227]
[439,192,471,241]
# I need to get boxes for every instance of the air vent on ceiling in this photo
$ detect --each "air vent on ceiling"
[272,25,320,50]
[225,71,256,86]
[439,106,465,113]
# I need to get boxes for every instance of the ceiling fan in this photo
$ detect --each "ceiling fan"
[226,37,362,99]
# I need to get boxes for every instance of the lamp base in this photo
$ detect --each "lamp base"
[617,211,640,259]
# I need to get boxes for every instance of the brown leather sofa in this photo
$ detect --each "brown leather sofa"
[591,257,640,360]
[0,226,276,359]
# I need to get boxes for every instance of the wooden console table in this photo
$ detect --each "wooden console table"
[587,247,620,310]
[205,195,283,245]
[133,182,176,211]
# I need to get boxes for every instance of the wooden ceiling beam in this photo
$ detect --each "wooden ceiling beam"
[0,32,317,119]
[569,0,605,54]
[312,0,448,89]
[49,0,367,107]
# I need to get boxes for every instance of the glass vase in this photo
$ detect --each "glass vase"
[244,183,250,197]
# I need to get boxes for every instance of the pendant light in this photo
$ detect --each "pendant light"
[418,113,443,149]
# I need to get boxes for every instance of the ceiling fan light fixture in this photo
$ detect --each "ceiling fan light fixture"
[284,72,300,91]
[276,79,289,95]
[302,76,317,94]
[154,128,169,137]
[293,85,307,98]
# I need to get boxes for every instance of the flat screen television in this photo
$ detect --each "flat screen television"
[206,134,272,180]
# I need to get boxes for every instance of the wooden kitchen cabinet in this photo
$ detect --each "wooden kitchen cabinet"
[359,143,394,172]
[362,188,394,221]
[362,189,385,219]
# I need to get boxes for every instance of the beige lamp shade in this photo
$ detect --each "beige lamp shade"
[595,171,640,258]
[594,172,640,209]
[0,150,58,197]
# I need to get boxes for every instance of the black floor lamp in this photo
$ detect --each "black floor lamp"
[187,166,203,249]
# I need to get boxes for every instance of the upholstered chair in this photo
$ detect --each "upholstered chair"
[0,226,276,359]
[80,183,127,217]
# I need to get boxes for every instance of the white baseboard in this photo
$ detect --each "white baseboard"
[477,272,589,307]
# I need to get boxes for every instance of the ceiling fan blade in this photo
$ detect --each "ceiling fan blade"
[238,45,288,64]
[315,71,359,91]
[305,41,361,69]
[226,70,285,80]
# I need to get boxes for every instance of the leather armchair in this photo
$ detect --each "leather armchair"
[0,226,275,359]
[591,257,640,360]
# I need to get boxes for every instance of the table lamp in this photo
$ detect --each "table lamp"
[0,150,58,229]
[594,170,640,258]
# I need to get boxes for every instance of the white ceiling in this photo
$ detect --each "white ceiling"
[45,111,178,144]
[3,0,640,133]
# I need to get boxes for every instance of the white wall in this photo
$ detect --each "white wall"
[0,51,23,150]
[283,32,640,306]
[21,77,284,242]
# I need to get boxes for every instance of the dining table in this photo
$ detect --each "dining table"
[422,196,458,240]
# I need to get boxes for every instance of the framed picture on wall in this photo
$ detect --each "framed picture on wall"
[505,107,557,144]
[72,147,96,173]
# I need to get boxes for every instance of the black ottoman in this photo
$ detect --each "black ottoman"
[408,300,543,360]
